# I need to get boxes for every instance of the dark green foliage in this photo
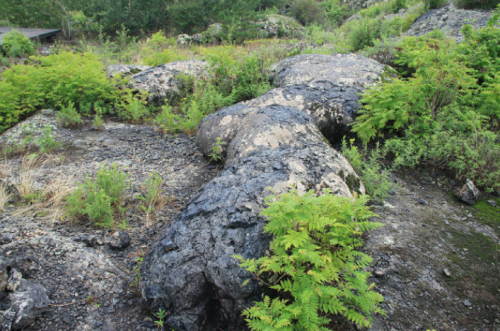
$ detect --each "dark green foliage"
[424,0,448,9]
[289,0,324,25]
[234,190,384,330]
[352,10,500,189]
[454,0,499,9]
[1,30,35,58]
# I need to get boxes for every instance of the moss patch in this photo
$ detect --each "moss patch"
[469,197,500,236]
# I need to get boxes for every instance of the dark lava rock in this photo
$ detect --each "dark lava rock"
[109,232,131,250]
[140,54,385,331]
[455,179,480,205]
[0,279,50,330]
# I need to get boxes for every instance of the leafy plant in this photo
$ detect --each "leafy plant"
[65,163,129,227]
[140,170,164,213]
[234,190,385,330]
[342,138,393,202]
[57,101,83,127]
[209,137,225,164]
[121,96,149,123]
[1,30,35,58]
[93,114,104,130]
[352,13,500,189]
[36,126,62,154]
[155,308,167,329]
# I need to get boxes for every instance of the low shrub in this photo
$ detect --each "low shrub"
[234,190,385,330]
[37,126,62,154]
[66,163,129,227]
[424,0,448,9]
[1,30,35,58]
[0,51,125,133]
[143,49,189,66]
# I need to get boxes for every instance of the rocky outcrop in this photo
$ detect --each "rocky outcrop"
[1,280,50,330]
[140,54,386,331]
[127,60,208,103]
[257,14,305,38]
[405,2,497,42]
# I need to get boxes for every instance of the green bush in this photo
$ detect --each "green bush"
[234,190,385,330]
[352,11,500,189]
[57,101,83,127]
[66,163,129,227]
[1,30,35,58]
[0,51,125,133]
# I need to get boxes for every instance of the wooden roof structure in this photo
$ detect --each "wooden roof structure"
[0,27,61,45]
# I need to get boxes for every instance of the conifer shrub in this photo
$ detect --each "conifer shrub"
[234,190,385,330]
[352,10,500,189]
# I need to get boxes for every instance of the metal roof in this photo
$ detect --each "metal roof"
[0,27,61,45]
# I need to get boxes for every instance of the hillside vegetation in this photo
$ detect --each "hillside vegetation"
[0,0,499,329]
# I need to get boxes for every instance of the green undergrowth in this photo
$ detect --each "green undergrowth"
[234,190,385,330]
[352,9,500,190]
[0,51,128,133]
[65,163,129,228]
[341,138,393,203]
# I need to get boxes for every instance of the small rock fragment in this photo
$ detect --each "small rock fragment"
[109,232,131,250]
[442,268,452,277]
[455,179,480,205]
[487,200,497,207]
[464,299,472,308]
[6,269,23,292]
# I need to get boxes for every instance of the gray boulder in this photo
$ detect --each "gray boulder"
[141,105,362,331]
[140,53,385,331]
[176,34,192,46]
[257,14,305,38]
[1,280,50,330]
[128,60,208,104]
[455,179,481,205]
[269,53,386,88]
[405,2,497,42]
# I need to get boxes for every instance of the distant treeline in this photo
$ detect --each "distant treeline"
[0,0,286,38]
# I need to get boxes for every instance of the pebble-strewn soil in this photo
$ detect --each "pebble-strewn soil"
[0,110,218,330]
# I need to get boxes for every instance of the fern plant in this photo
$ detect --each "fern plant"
[234,190,385,330]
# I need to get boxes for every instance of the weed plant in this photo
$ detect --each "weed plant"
[57,102,83,127]
[234,190,385,329]
[66,163,129,228]
[37,127,62,154]
[341,138,393,203]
